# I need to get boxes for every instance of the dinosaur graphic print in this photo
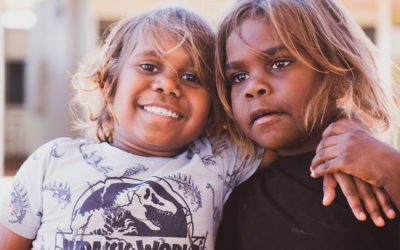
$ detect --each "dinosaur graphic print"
[56,177,205,249]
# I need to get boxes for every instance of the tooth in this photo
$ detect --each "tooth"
[143,106,179,118]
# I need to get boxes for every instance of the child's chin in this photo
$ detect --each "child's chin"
[250,134,284,149]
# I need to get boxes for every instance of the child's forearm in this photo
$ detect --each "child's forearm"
[387,183,400,211]
[382,152,400,210]
[0,223,32,250]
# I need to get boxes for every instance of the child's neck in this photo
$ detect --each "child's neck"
[276,131,322,157]
[277,109,340,157]
[111,138,185,158]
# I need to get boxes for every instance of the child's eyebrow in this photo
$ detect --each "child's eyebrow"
[132,50,195,67]
[133,50,160,58]
[262,45,288,56]
[225,45,288,70]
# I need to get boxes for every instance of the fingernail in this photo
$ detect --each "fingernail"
[377,217,385,226]
[311,171,315,178]
[358,212,366,221]
[388,209,396,218]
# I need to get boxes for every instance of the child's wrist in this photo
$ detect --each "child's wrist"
[381,148,400,192]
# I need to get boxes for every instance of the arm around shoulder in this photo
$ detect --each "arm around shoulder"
[311,123,400,211]
[382,149,400,210]
[0,223,32,250]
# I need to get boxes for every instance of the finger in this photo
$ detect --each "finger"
[312,156,381,187]
[315,134,341,154]
[311,161,334,178]
[333,118,367,129]
[322,120,356,138]
[334,173,366,221]
[322,174,337,206]
[354,178,385,227]
[373,186,396,220]
[322,119,366,138]
[311,145,342,172]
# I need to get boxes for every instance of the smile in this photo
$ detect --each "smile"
[143,106,180,118]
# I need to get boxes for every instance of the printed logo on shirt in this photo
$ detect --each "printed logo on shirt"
[56,177,205,250]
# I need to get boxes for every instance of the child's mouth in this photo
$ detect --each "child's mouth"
[142,105,181,119]
[250,111,283,126]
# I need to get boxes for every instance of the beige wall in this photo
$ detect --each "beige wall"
[4,30,28,60]
[91,0,234,24]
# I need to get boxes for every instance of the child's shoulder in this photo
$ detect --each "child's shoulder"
[190,135,238,158]
[39,137,93,148]
[193,135,232,148]
[31,137,95,157]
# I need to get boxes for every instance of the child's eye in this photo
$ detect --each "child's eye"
[271,59,291,70]
[231,73,249,83]
[139,64,158,72]
[182,74,200,83]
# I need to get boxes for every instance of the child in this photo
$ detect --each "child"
[214,0,400,249]
[0,5,390,250]
[311,118,400,210]
[0,7,264,250]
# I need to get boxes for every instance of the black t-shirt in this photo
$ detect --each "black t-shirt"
[216,151,400,250]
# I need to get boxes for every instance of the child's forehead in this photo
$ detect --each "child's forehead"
[127,35,195,64]
[227,19,284,55]
[133,36,184,54]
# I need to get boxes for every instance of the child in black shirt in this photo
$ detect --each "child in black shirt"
[214,0,400,249]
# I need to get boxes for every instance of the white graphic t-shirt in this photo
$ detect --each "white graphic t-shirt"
[0,137,262,250]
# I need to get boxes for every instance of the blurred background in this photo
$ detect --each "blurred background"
[0,0,399,179]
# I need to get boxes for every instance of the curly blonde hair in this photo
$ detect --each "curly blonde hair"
[72,7,225,143]
[216,0,400,157]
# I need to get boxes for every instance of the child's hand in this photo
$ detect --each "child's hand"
[311,119,383,186]
[322,173,395,226]
[311,118,400,210]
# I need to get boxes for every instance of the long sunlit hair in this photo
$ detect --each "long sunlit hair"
[72,7,225,143]
[216,0,400,157]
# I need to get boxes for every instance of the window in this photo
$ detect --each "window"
[5,61,25,104]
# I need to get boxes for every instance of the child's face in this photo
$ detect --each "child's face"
[112,36,211,157]
[226,18,320,156]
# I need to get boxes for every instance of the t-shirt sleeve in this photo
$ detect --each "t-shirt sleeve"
[213,136,264,203]
[0,141,52,239]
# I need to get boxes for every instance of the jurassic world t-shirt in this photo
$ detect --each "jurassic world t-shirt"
[0,137,262,250]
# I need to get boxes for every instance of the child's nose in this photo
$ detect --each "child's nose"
[152,77,182,97]
[244,79,271,100]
